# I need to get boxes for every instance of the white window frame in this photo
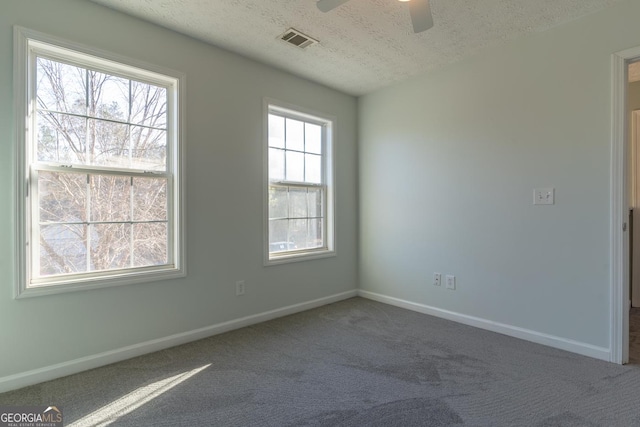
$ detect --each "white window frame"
[14,27,186,298]
[263,98,336,265]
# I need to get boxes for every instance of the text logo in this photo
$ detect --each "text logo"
[0,406,63,427]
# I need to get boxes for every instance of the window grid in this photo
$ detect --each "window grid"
[34,170,170,274]
[35,83,167,170]
[31,53,172,279]
[268,185,324,221]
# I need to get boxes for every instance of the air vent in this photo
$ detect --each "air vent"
[279,28,319,49]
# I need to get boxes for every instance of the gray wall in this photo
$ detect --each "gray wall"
[359,0,640,351]
[0,0,358,379]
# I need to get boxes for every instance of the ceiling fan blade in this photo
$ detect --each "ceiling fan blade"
[317,0,351,13]
[409,0,434,33]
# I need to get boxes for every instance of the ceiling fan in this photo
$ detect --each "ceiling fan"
[316,0,434,33]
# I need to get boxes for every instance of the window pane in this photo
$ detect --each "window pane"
[90,223,131,271]
[131,81,166,129]
[286,151,304,182]
[90,72,129,122]
[285,118,304,151]
[288,219,308,249]
[289,188,308,219]
[133,223,168,267]
[133,178,167,221]
[269,186,288,219]
[308,188,323,218]
[36,57,86,115]
[40,224,87,276]
[307,218,323,249]
[130,126,167,171]
[88,119,129,167]
[90,175,131,222]
[37,111,86,163]
[269,148,285,181]
[305,123,322,154]
[268,114,285,148]
[305,153,322,184]
[39,171,86,223]
[269,219,292,252]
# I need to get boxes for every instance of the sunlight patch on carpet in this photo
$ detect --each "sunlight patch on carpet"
[69,364,211,427]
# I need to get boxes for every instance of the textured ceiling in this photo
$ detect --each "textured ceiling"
[89,0,624,96]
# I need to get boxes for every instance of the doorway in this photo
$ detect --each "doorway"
[611,47,640,365]
[628,65,640,364]
[632,108,640,308]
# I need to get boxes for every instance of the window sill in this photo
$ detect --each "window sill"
[265,249,336,266]
[16,267,185,299]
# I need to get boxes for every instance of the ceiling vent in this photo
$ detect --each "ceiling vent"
[279,28,319,49]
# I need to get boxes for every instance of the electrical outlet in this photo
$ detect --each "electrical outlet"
[433,273,442,287]
[533,188,554,205]
[235,280,245,296]
[446,275,455,290]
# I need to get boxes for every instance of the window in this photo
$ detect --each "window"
[15,27,185,297]
[265,101,335,264]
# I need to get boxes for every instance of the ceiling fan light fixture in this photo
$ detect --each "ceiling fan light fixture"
[316,0,433,33]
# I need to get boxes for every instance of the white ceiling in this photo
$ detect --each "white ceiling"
[89,0,624,96]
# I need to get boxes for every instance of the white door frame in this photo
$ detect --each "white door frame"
[611,47,640,364]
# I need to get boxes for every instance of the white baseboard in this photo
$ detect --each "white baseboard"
[0,290,357,394]
[357,290,611,362]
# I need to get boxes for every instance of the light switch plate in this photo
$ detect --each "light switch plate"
[533,188,554,205]
[235,280,245,296]
[446,275,455,290]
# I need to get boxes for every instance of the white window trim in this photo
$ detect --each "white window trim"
[14,26,187,298]
[263,98,336,266]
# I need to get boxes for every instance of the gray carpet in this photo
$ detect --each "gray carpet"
[2,297,640,426]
